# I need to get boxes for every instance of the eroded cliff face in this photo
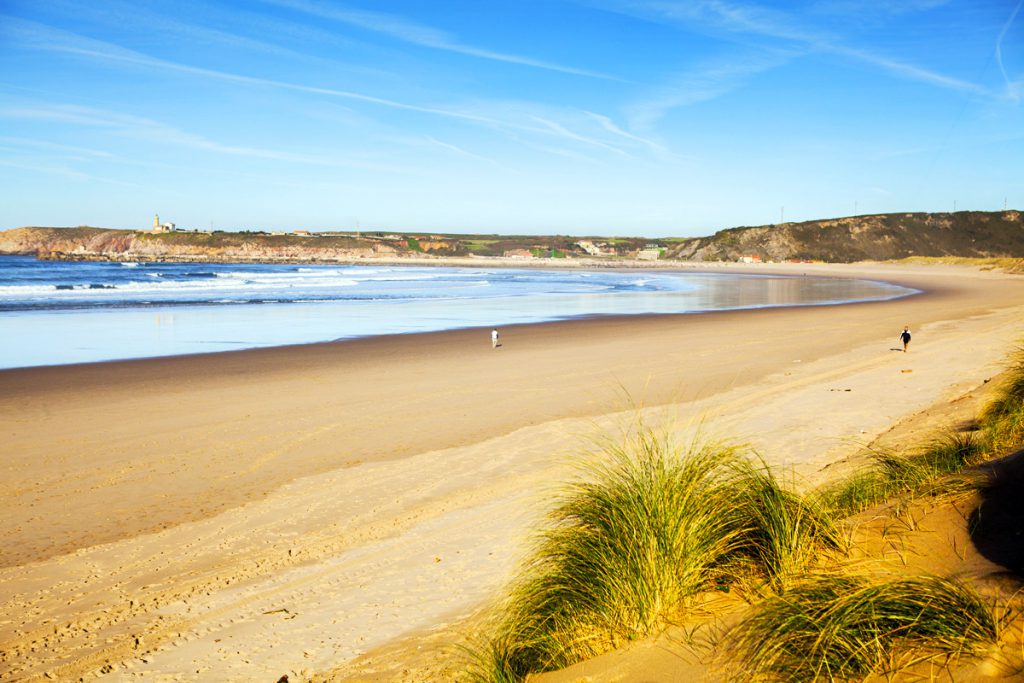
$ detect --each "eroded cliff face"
[3,210,1023,264]
[0,228,399,263]
[0,227,134,256]
[667,211,1024,263]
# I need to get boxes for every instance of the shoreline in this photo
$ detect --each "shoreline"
[1,262,1022,681]
[0,258,919,372]
[0,287,920,376]
[0,262,978,564]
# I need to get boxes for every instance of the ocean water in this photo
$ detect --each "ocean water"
[0,255,915,369]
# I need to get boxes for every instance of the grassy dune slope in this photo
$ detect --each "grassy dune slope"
[458,346,1024,683]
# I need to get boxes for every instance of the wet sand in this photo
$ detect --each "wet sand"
[0,262,1022,681]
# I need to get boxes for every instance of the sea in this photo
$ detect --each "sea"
[0,255,916,370]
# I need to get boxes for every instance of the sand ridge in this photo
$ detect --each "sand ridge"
[0,262,1022,681]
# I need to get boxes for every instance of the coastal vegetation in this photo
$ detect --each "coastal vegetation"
[464,430,841,681]
[3,210,1022,264]
[898,255,1024,272]
[463,342,1024,682]
[981,346,1024,453]
[665,210,1024,263]
[816,429,985,518]
[727,573,998,681]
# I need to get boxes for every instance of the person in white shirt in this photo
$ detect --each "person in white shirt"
[491,328,500,349]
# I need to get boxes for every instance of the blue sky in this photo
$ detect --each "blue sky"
[0,0,1021,236]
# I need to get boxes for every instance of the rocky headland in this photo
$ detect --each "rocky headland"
[1,210,1022,264]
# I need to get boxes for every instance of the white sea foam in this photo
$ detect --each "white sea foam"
[0,256,918,369]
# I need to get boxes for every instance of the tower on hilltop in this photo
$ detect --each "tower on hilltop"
[152,214,174,233]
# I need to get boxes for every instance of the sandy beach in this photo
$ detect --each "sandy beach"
[1,261,1022,682]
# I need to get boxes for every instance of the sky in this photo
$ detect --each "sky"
[0,0,1021,237]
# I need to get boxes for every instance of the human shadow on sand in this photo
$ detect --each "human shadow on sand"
[969,448,1024,580]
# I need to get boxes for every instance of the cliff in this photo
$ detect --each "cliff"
[667,211,1024,263]
[0,228,402,263]
[2,211,1022,264]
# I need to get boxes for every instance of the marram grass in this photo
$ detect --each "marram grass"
[461,342,1024,682]
[817,430,986,518]
[917,427,987,476]
[729,461,844,590]
[464,428,840,681]
[726,573,998,682]
[981,345,1024,454]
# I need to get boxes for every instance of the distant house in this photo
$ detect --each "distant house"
[739,255,763,264]
[293,230,313,237]
[636,248,663,260]
[575,240,615,256]
[576,240,598,255]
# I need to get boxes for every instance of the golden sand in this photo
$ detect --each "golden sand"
[1,262,1021,681]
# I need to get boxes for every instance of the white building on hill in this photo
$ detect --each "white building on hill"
[152,214,176,233]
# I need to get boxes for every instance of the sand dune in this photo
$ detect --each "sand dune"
[1,262,1021,682]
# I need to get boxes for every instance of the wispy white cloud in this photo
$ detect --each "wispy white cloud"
[390,135,505,168]
[0,157,139,186]
[3,18,661,164]
[584,111,666,152]
[258,0,623,81]
[530,116,631,156]
[996,0,1023,102]
[2,17,510,126]
[35,0,398,81]
[885,0,951,12]
[0,136,116,159]
[694,0,814,42]
[808,0,952,18]
[594,0,988,95]
[830,44,984,93]
[625,52,789,131]
[512,137,608,165]
[1,98,640,175]
[614,0,817,43]
[0,103,415,172]
[41,0,310,60]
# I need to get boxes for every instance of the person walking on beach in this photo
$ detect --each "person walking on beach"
[899,325,912,352]
[491,328,500,349]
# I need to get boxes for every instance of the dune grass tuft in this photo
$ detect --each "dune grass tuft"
[460,634,525,683]
[466,428,840,680]
[727,573,998,682]
[729,462,844,590]
[480,432,750,677]
[818,430,986,518]
[816,447,925,518]
[981,345,1024,454]
[917,428,987,475]
[815,468,891,519]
